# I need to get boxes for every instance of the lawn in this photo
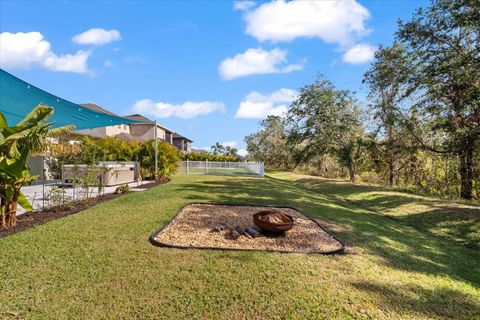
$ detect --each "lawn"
[0,173,479,319]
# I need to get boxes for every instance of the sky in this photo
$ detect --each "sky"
[0,0,428,155]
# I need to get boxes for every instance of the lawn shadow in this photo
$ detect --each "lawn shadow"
[174,175,480,288]
[291,177,480,250]
[351,281,480,319]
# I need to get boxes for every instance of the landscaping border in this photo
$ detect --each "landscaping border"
[149,202,346,255]
[0,179,169,239]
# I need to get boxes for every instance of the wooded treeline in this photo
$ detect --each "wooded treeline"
[245,0,479,200]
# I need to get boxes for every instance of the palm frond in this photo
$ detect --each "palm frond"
[17,104,53,126]
[48,125,75,137]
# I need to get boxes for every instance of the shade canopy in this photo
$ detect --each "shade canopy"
[0,69,137,130]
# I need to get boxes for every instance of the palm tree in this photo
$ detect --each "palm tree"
[0,104,72,228]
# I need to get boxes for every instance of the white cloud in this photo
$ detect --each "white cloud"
[131,99,225,119]
[243,0,370,46]
[218,47,303,80]
[72,28,121,45]
[237,148,248,157]
[222,141,238,148]
[235,88,297,119]
[0,32,90,73]
[234,1,256,11]
[342,43,376,64]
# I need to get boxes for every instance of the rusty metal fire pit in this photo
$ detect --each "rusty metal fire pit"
[253,210,294,233]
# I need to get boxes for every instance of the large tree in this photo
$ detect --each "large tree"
[285,77,365,182]
[363,44,416,186]
[244,116,291,168]
[396,0,480,199]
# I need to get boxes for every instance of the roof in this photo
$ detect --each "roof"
[173,132,193,142]
[80,103,119,116]
[124,114,153,123]
[0,69,138,130]
[124,114,174,133]
[191,148,209,154]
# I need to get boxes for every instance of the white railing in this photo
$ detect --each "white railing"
[179,160,264,177]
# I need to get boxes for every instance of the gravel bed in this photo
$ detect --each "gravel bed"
[153,203,344,254]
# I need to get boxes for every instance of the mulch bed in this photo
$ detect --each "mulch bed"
[133,177,170,189]
[151,203,345,254]
[0,179,169,239]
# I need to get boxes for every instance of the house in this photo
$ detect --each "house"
[173,133,193,153]
[75,104,192,153]
[77,104,132,138]
[123,114,174,144]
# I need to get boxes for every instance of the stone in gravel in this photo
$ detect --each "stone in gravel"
[245,227,261,238]
[235,225,246,235]
[228,228,241,240]
[211,224,226,232]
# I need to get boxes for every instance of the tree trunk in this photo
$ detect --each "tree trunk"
[0,196,5,228]
[1,209,5,228]
[388,160,395,187]
[348,166,356,183]
[5,198,17,227]
[459,146,474,200]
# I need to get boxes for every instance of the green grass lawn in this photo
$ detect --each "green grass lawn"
[273,171,480,250]
[1,173,479,319]
[183,167,260,176]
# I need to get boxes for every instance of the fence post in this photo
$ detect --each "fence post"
[205,159,208,174]
[186,159,189,174]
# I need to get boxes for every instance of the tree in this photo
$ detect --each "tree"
[396,0,480,199]
[138,140,180,179]
[210,142,226,156]
[224,146,238,157]
[244,116,291,168]
[210,142,238,157]
[0,105,72,228]
[363,44,415,186]
[285,76,365,182]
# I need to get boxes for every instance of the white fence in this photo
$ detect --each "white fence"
[180,161,264,177]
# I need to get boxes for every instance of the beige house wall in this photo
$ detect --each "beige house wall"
[76,123,173,144]
[76,125,129,139]
[76,127,107,138]
[128,124,168,142]
[105,124,130,136]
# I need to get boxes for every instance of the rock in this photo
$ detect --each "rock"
[235,225,246,235]
[211,224,226,232]
[228,228,241,240]
[245,227,261,238]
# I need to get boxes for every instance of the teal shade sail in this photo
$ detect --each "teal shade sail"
[0,69,138,129]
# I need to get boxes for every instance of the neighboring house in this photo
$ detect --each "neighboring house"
[75,104,192,152]
[173,133,193,153]
[123,114,174,144]
[77,104,132,138]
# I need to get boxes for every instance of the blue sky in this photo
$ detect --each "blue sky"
[0,0,427,154]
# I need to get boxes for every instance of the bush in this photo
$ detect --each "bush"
[138,140,181,180]
[182,152,240,162]
[114,184,131,194]
[51,136,181,181]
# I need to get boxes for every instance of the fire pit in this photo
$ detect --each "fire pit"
[253,210,294,233]
[150,203,345,254]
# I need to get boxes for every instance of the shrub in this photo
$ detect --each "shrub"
[114,184,131,194]
[52,136,180,181]
[182,152,240,162]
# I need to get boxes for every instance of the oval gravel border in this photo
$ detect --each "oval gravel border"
[149,202,346,255]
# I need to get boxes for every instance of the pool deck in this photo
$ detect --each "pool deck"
[18,180,151,214]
